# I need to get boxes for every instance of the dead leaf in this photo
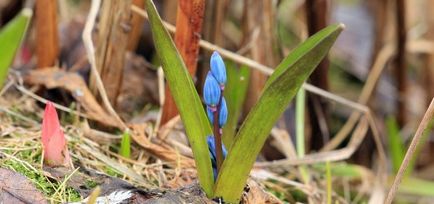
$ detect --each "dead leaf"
[242,179,282,204]
[130,124,195,168]
[0,168,47,204]
[24,68,121,128]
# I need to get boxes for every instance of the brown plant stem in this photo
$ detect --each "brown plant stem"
[127,0,145,51]
[305,0,330,150]
[395,0,407,126]
[161,0,205,124]
[213,107,223,173]
[35,0,59,68]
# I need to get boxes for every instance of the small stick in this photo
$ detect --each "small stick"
[385,98,434,203]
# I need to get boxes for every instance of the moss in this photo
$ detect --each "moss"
[85,179,98,189]
[104,166,122,177]
[0,151,81,203]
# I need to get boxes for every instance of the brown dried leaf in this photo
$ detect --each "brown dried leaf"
[0,168,47,204]
[129,124,195,168]
[24,68,121,128]
[242,180,282,204]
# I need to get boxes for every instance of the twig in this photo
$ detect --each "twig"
[83,0,128,130]
[14,84,89,119]
[385,98,434,204]
[321,44,395,151]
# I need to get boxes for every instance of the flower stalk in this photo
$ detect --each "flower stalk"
[204,51,227,179]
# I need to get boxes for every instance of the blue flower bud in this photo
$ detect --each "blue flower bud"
[203,72,221,107]
[206,98,228,127]
[206,106,214,125]
[210,51,226,86]
[206,135,228,180]
[219,97,228,127]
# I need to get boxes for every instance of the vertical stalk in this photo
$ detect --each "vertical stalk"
[161,0,205,124]
[127,0,145,51]
[326,161,332,204]
[243,0,277,115]
[91,0,132,105]
[214,92,224,172]
[296,88,305,157]
[395,0,407,126]
[35,0,59,68]
[305,0,330,150]
[213,107,223,172]
[424,0,434,107]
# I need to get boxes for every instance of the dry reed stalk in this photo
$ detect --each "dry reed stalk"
[161,0,205,124]
[385,98,434,203]
[90,0,132,105]
[35,0,59,68]
[83,0,128,130]
[395,0,407,126]
[305,0,330,150]
[242,0,277,113]
[424,0,434,107]
[127,0,145,51]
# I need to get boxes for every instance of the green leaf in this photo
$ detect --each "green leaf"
[214,24,344,202]
[119,131,131,158]
[222,62,250,147]
[0,8,32,88]
[144,0,214,196]
[392,176,434,196]
[386,116,404,173]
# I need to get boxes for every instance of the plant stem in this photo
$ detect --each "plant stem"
[214,91,224,173]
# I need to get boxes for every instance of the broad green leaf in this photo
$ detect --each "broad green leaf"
[144,0,214,195]
[386,116,404,173]
[214,24,344,203]
[119,131,131,158]
[222,62,250,147]
[0,8,32,88]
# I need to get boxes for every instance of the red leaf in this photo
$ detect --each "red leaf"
[41,102,71,167]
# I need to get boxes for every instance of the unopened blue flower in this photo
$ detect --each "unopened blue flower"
[206,106,214,125]
[206,97,228,127]
[219,98,228,127]
[203,72,221,107]
[206,136,228,180]
[210,51,226,87]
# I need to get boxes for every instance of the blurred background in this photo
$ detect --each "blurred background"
[1,0,434,203]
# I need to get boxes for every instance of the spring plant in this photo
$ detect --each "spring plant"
[0,8,32,88]
[204,51,229,179]
[41,102,71,167]
[144,0,343,202]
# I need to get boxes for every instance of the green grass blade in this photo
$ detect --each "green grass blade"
[144,0,214,195]
[295,88,310,183]
[222,62,250,147]
[326,161,332,204]
[296,88,306,157]
[119,131,131,158]
[214,24,344,203]
[0,8,32,88]
[390,176,434,196]
[386,116,404,173]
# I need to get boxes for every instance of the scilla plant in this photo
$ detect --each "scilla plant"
[144,0,344,202]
